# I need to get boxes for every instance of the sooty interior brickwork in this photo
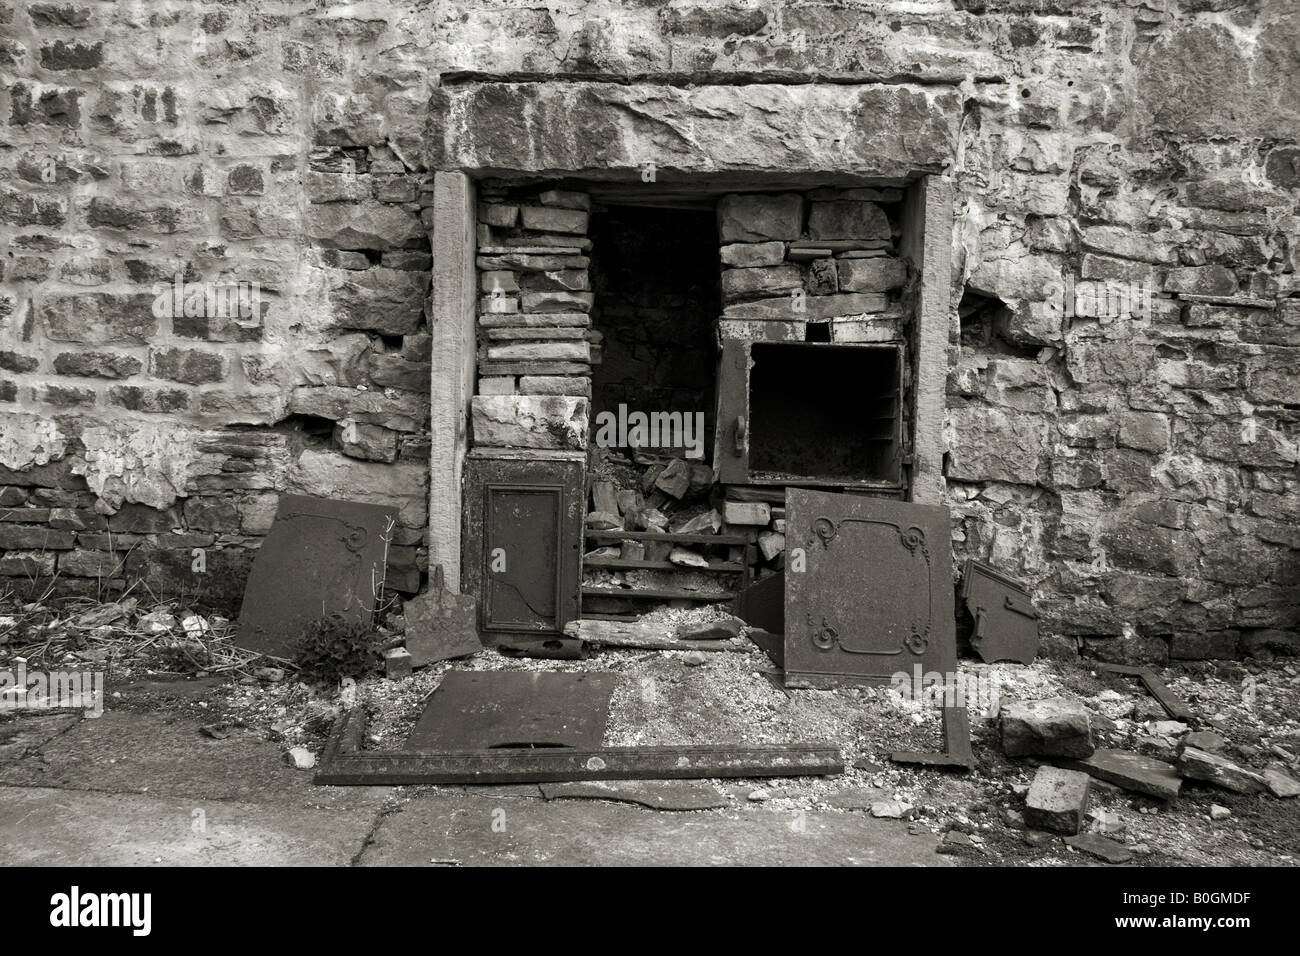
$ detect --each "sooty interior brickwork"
[589,205,720,453]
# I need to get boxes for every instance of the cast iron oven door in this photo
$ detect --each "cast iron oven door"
[463,457,584,638]
[714,340,903,488]
[784,489,955,687]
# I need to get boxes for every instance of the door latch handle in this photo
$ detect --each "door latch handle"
[1003,595,1038,619]
[734,414,748,457]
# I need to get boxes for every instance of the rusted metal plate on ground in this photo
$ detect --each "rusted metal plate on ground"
[236,494,396,659]
[315,708,843,785]
[406,670,616,750]
[960,560,1040,664]
[784,490,955,687]
[405,565,482,668]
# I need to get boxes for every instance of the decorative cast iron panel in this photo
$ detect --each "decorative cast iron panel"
[236,494,397,659]
[784,489,955,687]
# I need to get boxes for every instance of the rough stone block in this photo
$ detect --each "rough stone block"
[385,647,413,679]
[330,267,427,336]
[478,376,516,396]
[518,268,589,292]
[946,407,1046,485]
[808,200,890,241]
[722,292,887,322]
[806,259,838,295]
[721,264,801,301]
[1024,766,1091,835]
[722,500,771,526]
[1000,698,1095,758]
[520,206,588,235]
[1118,411,1170,453]
[480,203,518,228]
[52,351,142,379]
[39,293,157,345]
[485,341,589,363]
[150,348,226,385]
[757,531,785,561]
[335,420,398,462]
[837,257,907,292]
[0,526,76,550]
[470,395,588,450]
[1162,265,1237,296]
[308,201,423,251]
[720,241,785,267]
[520,291,593,313]
[58,549,128,577]
[538,189,590,210]
[480,270,519,293]
[1064,832,1132,864]
[717,193,802,242]
[519,375,588,397]
[654,459,690,498]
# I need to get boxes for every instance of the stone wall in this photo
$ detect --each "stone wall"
[470,183,593,451]
[0,1,1296,660]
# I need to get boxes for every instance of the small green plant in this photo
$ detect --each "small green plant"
[294,613,382,685]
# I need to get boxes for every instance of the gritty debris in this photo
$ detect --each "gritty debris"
[7,586,1297,867]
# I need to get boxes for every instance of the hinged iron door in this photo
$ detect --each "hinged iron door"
[784,489,955,687]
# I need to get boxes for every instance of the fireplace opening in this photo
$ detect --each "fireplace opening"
[588,204,720,454]
[748,342,902,484]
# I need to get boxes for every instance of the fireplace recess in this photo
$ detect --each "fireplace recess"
[715,341,904,489]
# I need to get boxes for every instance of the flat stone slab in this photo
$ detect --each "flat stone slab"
[1065,748,1183,802]
[539,780,728,811]
[1264,763,1300,798]
[1065,832,1134,865]
[360,794,955,867]
[1177,746,1268,794]
[0,710,389,810]
[1183,730,1227,753]
[0,786,377,866]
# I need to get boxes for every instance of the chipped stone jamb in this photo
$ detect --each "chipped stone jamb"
[902,175,953,505]
[427,172,477,592]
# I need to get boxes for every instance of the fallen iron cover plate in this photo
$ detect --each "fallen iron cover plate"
[960,560,1040,665]
[784,490,956,687]
[406,670,617,750]
[405,566,481,668]
[236,494,397,659]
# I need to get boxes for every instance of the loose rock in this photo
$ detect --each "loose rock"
[1177,747,1268,794]
[1001,698,1095,758]
[1024,766,1091,835]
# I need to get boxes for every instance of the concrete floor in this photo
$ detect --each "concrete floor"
[0,684,949,867]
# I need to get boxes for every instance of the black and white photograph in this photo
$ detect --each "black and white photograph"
[0,0,1295,919]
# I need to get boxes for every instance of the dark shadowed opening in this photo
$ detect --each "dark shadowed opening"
[588,205,720,456]
[748,343,901,483]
